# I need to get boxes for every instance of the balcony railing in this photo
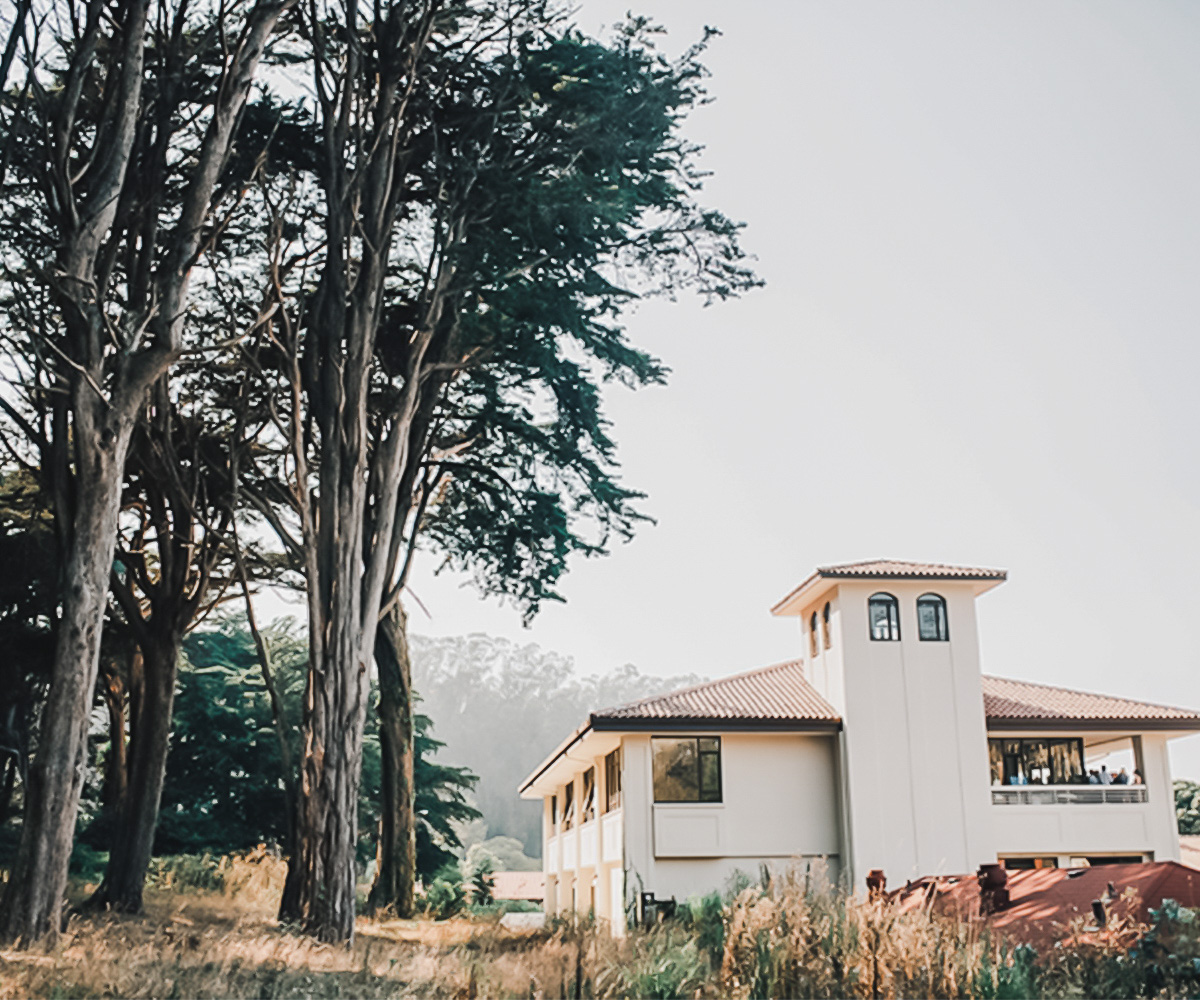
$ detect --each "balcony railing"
[992,785,1148,806]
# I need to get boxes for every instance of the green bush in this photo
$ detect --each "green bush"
[677,891,724,967]
[466,899,540,919]
[146,853,225,892]
[425,863,467,920]
[68,842,108,882]
[596,927,707,1000]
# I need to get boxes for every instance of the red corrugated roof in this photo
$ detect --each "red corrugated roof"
[588,660,1200,728]
[894,862,1200,947]
[592,660,840,725]
[772,559,1008,614]
[982,675,1200,724]
[816,559,1008,580]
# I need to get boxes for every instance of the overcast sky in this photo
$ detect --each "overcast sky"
[396,2,1200,778]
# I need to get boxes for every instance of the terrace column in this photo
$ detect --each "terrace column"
[594,751,612,926]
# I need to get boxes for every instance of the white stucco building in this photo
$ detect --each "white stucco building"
[518,560,1200,932]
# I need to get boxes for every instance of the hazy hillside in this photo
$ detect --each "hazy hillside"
[410,633,702,855]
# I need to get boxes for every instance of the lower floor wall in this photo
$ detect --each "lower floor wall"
[546,862,627,936]
[632,855,842,918]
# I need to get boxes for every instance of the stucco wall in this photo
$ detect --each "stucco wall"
[990,732,1182,862]
[830,580,996,884]
[622,731,841,906]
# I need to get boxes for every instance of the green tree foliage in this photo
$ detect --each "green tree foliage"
[108,615,478,881]
[468,855,495,906]
[150,619,308,855]
[1176,779,1200,835]
[0,470,56,843]
[410,633,704,853]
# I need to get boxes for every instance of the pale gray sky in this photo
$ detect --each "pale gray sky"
[401,2,1200,778]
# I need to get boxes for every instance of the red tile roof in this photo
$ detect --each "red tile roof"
[814,559,1008,581]
[591,660,840,728]
[772,559,1008,614]
[982,675,1200,726]
[894,862,1200,948]
[587,662,1200,730]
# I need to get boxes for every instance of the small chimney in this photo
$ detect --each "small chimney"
[866,869,886,899]
[1092,899,1107,928]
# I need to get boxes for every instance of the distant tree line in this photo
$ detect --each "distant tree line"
[0,0,757,947]
[410,632,703,854]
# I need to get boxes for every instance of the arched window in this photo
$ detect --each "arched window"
[809,611,819,657]
[821,602,832,650]
[917,593,949,641]
[868,593,900,641]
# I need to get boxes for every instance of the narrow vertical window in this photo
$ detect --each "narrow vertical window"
[551,794,558,828]
[809,611,819,657]
[821,602,832,649]
[917,593,949,641]
[868,593,900,641]
[581,767,596,823]
[562,782,575,830]
[605,748,622,812]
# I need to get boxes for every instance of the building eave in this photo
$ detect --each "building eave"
[590,715,842,734]
[517,719,593,799]
[771,563,1007,617]
[986,717,1200,733]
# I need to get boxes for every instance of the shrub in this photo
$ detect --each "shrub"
[147,853,226,892]
[678,891,725,967]
[595,926,708,1000]
[425,862,467,920]
[469,856,495,905]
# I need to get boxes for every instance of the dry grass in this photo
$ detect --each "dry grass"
[4,856,1199,999]
[0,891,566,999]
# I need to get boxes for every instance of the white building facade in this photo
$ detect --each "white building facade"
[518,560,1200,931]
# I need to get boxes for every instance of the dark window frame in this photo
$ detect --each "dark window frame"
[809,611,819,657]
[604,748,622,812]
[561,781,575,830]
[581,767,596,823]
[821,602,832,650]
[988,737,1087,785]
[868,592,901,641]
[651,736,723,804]
[917,593,949,642]
[551,794,557,827]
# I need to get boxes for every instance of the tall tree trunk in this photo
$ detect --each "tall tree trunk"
[0,438,129,943]
[367,603,415,917]
[0,758,16,828]
[291,572,371,942]
[89,633,180,912]
[99,655,129,821]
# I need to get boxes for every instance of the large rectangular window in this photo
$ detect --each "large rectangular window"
[652,736,722,803]
[604,748,622,812]
[988,738,1085,786]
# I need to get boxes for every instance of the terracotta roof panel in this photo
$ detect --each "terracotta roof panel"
[816,559,1008,580]
[982,675,1200,724]
[592,660,840,726]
